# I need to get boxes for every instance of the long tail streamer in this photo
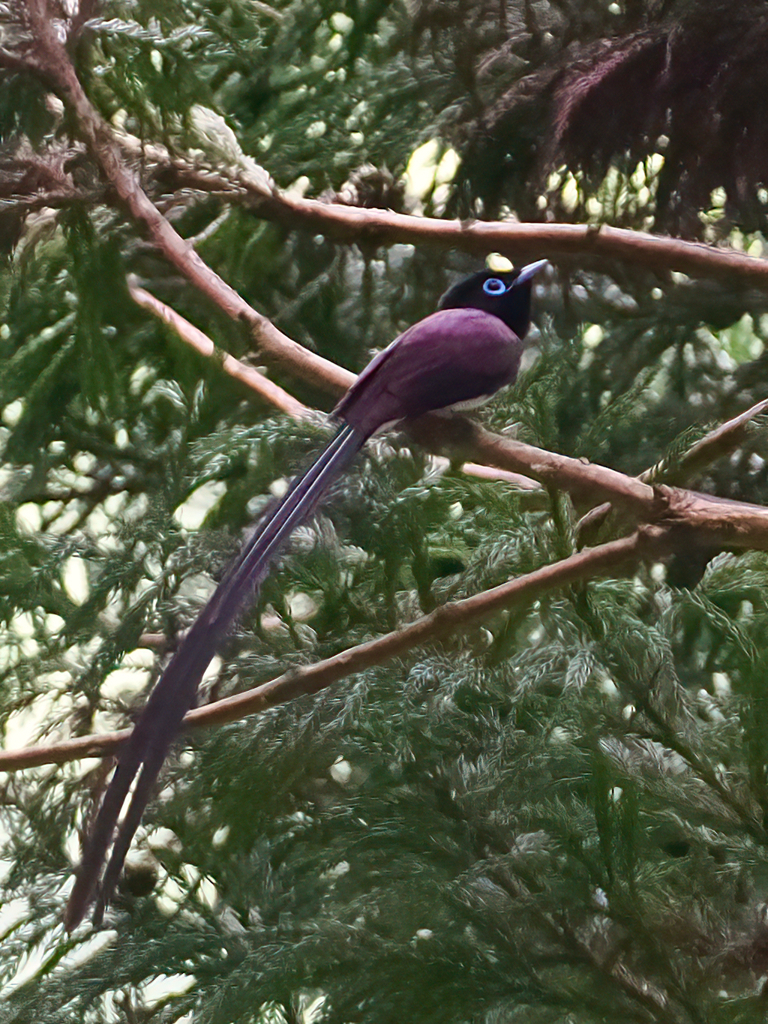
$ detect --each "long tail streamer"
[65,423,366,929]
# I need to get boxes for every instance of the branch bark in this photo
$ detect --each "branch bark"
[114,133,768,288]
[245,192,768,287]
[128,282,310,421]
[0,527,661,771]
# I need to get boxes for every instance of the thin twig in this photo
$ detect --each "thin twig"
[641,396,768,485]
[128,282,310,421]
[578,396,768,535]
[248,1,283,22]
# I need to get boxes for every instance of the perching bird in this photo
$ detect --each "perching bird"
[64,260,546,929]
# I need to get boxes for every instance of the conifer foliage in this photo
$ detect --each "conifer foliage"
[4,2,768,1022]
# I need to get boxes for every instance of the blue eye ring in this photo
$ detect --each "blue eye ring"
[483,277,506,296]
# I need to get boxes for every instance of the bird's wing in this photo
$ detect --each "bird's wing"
[335,308,519,434]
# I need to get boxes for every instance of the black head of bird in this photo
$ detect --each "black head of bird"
[437,261,546,339]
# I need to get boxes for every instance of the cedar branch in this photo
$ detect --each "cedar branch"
[0,528,659,771]
[127,282,310,421]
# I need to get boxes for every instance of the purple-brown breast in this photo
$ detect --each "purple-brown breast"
[334,307,523,437]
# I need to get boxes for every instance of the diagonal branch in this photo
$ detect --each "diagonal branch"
[22,0,349,396]
[642,397,768,486]
[0,528,661,772]
[7,476,768,774]
[129,281,768,518]
[127,281,310,421]
[577,396,768,538]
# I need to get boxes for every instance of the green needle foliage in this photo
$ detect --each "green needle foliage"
[4,2,768,1023]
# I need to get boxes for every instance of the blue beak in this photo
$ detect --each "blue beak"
[514,259,549,286]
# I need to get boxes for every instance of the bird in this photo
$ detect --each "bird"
[64,259,546,930]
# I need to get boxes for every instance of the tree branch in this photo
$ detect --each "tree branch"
[245,192,768,288]
[127,281,310,421]
[114,133,768,288]
[22,0,350,397]
[129,281,768,520]
[16,15,681,521]
[423,418,658,514]
[10,132,768,289]
[15,0,768,790]
[15,12,768,526]
[0,528,660,771]
[6,472,768,774]
[643,397,768,486]
[578,397,768,538]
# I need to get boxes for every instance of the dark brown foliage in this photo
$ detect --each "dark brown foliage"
[430,0,768,237]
